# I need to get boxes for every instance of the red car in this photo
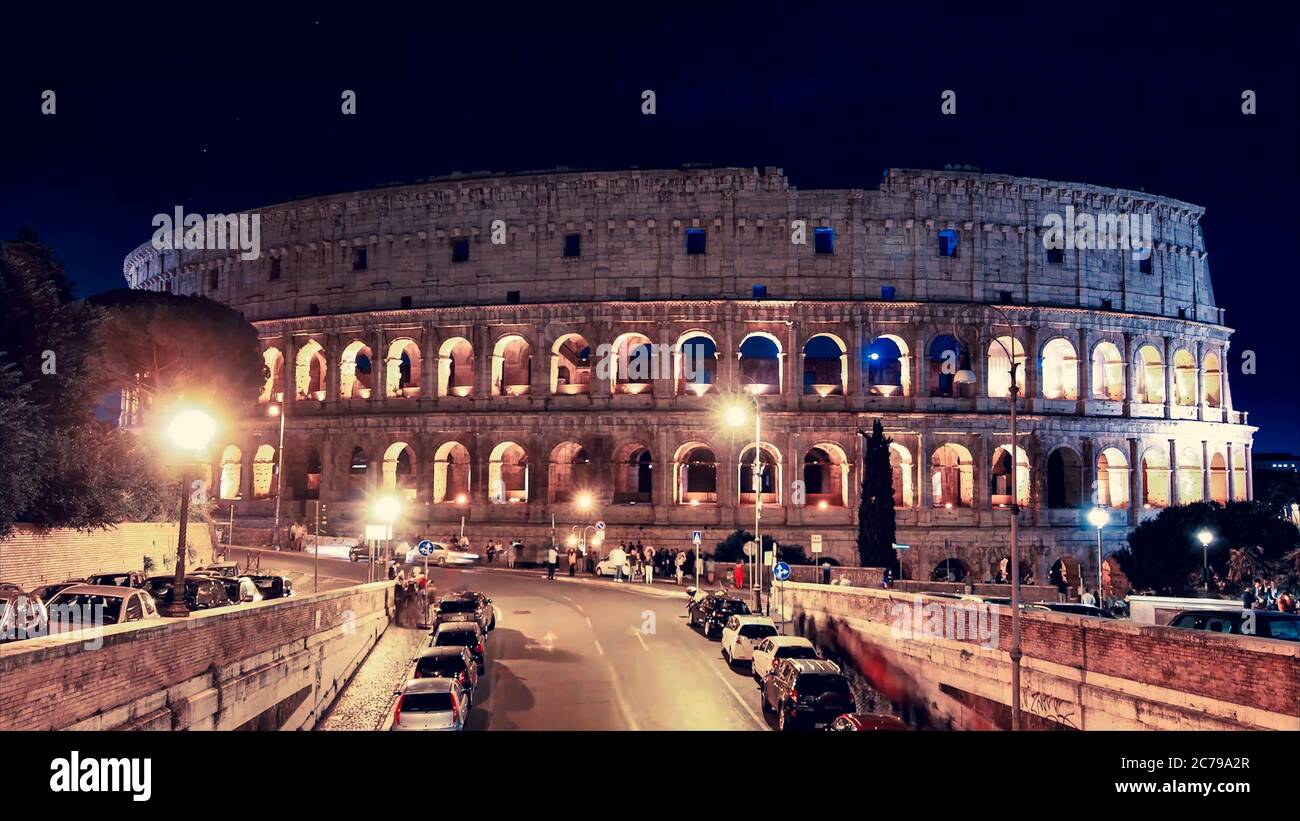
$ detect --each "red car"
[828,713,910,731]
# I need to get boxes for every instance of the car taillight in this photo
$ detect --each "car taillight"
[393,697,403,727]
[458,671,466,684]
[476,642,484,655]
[790,689,799,704]
[413,670,423,679]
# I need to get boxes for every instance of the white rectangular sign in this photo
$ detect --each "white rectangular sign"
[811,534,823,553]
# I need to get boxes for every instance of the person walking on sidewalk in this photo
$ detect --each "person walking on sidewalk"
[567,547,577,577]
[547,545,559,579]
[733,562,744,590]
[675,550,685,585]
[644,545,655,584]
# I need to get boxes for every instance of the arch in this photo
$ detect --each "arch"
[294,446,322,501]
[930,443,974,508]
[340,339,375,400]
[1172,348,1197,406]
[1039,337,1078,400]
[1090,341,1125,401]
[986,336,1027,398]
[738,443,782,504]
[488,441,529,502]
[803,443,848,507]
[438,336,475,397]
[294,339,327,400]
[260,347,285,403]
[866,334,911,397]
[928,333,971,398]
[610,331,657,395]
[1203,351,1222,408]
[1177,443,1203,503]
[492,334,533,396]
[1209,451,1228,504]
[675,443,718,504]
[738,332,782,395]
[382,441,417,498]
[432,441,471,503]
[385,337,422,398]
[1134,344,1165,404]
[1232,448,1247,501]
[550,333,592,395]
[613,442,655,503]
[1049,556,1082,592]
[989,444,1030,507]
[549,441,594,503]
[676,331,717,396]
[1140,447,1170,508]
[1095,447,1129,508]
[1045,446,1082,509]
[802,334,846,396]
[931,558,968,583]
[219,445,242,500]
[888,442,914,508]
[347,446,369,500]
[252,443,277,499]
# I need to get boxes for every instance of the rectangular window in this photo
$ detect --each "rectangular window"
[207,269,219,290]
[1138,253,1153,275]
[685,228,707,255]
[881,285,896,300]
[400,295,413,309]
[563,233,581,257]
[999,290,1013,303]
[1046,247,1065,265]
[452,238,470,263]
[937,229,959,257]
[308,303,319,315]
[352,248,368,271]
[814,227,835,255]
[506,290,520,304]
[752,284,767,300]
[269,257,281,280]
[625,286,641,301]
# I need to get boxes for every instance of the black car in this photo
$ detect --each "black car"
[434,592,495,633]
[86,571,148,588]
[761,659,854,731]
[689,594,751,638]
[1168,609,1300,642]
[249,574,294,600]
[1035,602,1116,619]
[430,622,487,673]
[412,646,480,704]
[30,580,86,604]
[143,575,231,611]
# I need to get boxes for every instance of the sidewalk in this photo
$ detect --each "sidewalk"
[318,624,425,731]
[467,563,698,599]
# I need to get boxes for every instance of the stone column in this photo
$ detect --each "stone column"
[785,430,801,525]
[420,321,437,401]
[1245,443,1254,501]
[653,322,675,400]
[848,316,865,397]
[784,321,799,410]
[916,430,929,508]
[1195,339,1205,421]
[1077,328,1092,409]
[1082,438,1096,506]
[475,326,494,406]
[1122,331,1135,416]
[1024,326,1040,401]
[325,333,342,402]
[280,332,295,402]
[1168,438,1180,506]
[1201,440,1211,502]
[371,327,387,401]
[1226,442,1236,502]
[1128,437,1141,523]
[1163,336,1175,419]
[914,330,928,397]
[655,428,673,520]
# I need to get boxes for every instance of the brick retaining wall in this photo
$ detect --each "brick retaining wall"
[0,523,216,590]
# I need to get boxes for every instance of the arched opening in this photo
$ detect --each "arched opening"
[386,338,422,398]
[866,335,910,397]
[676,332,717,396]
[347,447,369,500]
[676,444,718,505]
[1095,447,1129,508]
[928,334,971,398]
[260,347,285,403]
[611,332,657,395]
[340,340,375,400]
[549,442,593,503]
[1090,342,1125,401]
[295,447,322,501]
[438,337,475,398]
[1049,556,1082,593]
[803,444,848,507]
[1045,446,1082,508]
[488,441,529,502]
[383,442,417,500]
[986,336,1027,398]
[738,444,781,505]
[1232,449,1247,501]
[1141,448,1170,508]
[1040,338,1078,400]
[252,444,276,499]
[1172,349,1197,407]
[1203,352,1222,408]
[997,557,1035,585]
[930,443,973,507]
[613,443,654,504]
[219,445,242,500]
[931,558,968,583]
[492,335,533,397]
[550,333,592,395]
[738,333,782,395]
[888,442,914,508]
[1209,452,1228,504]
[432,441,471,503]
[1177,444,1203,503]
[989,444,1030,507]
[1135,345,1165,404]
[294,340,327,401]
[802,334,846,396]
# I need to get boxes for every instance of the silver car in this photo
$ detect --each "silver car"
[391,677,469,731]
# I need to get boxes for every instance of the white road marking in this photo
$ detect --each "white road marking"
[701,648,768,729]
[585,616,593,629]
[634,630,649,652]
[594,639,604,656]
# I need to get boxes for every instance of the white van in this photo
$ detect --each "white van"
[1128,595,1244,626]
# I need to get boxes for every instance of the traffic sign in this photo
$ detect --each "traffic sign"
[892,542,910,551]
[418,539,436,556]
[594,520,606,531]
[743,540,756,557]
[773,562,791,581]
[811,534,823,553]
[691,530,702,545]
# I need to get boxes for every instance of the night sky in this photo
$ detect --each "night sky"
[2,4,1296,450]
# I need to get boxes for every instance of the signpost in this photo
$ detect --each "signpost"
[811,534,823,554]
[773,560,791,632]
[892,542,909,584]
[418,539,435,580]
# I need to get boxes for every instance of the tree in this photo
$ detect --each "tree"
[712,529,804,564]
[857,420,896,567]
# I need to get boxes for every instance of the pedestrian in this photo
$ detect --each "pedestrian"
[1241,581,1256,609]
[882,567,892,589]
[733,562,744,590]
[1081,588,1097,607]
[507,541,517,569]
[567,547,577,577]
[821,561,832,585]
[675,550,685,585]
[547,545,559,579]
[644,546,655,584]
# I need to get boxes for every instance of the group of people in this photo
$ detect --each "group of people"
[273,521,310,552]
[602,542,694,584]
[1242,579,1296,613]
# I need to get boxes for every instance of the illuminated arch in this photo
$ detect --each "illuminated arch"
[294,339,327,400]
[432,441,471,503]
[674,442,718,504]
[219,445,243,500]
[260,347,285,403]
[802,334,847,396]
[549,441,593,503]
[610,331,657,395]
[989,444,1030,507]
[888,442,914,508]
[1040,337,1078,400]
[930,443,974,508]
[550,332,592,395]
[865,334,911,397]
[986,336,1026,398]
[676,331,717,396]
[488,441,529,502]
[438,336,475,397]
[252,444,277,499]
[803,443,849,507]
[492,335,533,396]
[613,442,655,503]
[1095,447,1129,508]
[1090,341,1125,401]
[340,339,375,400]
[1134,344,1165,404]
[382,441,417,498]
[1140,447,1170,508]
[738,442,782,505]
[738,332,783,395]
[1172,348,1197,406]
[385,338,422,398]
[1203,351,1223,408]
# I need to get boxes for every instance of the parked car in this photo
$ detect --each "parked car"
[45,585,159,631]
[1035,601,1117,619]
[199,574,261,605]
[248,574,294,600]
[0,590,48,641]
[689,593,752,638]
[30,580,86,604]
[828,713,910,731]
[193,562,241,578]
[86,571,148,588]
[720,615,778,665]
[390,542,480,567]
[143,575,231,611]
[434,592,495,633]
[391,677,469,731]
[595,555,631,577]
[751,635,821,682]
[1168,609,1300,642]
[430,622,487,673]
[412,646,479,704]
[760,658,855,731]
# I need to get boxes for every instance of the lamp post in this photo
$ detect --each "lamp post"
[1196,528,1214,593]
[455,494,469,545]
[370,495,401,583]
[163,407,217,617]
[1087,507,1111,602]
[724,398,763,614]
[268,402,287,530]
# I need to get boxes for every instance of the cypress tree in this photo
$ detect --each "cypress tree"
[857,420,897,567]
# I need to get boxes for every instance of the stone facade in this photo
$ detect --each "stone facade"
[122,167,1255,586]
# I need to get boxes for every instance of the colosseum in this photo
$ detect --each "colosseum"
[122,166,1255,587]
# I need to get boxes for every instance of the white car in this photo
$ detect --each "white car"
[45,585,160,634]
[391,677,469,731]
[751,635,821,681]
[402,543,480,567]
[595,553,631,577]
[720,615,778,666]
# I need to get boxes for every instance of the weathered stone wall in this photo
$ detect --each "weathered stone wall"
[0,523,215,590]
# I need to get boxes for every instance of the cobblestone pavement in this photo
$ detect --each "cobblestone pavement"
[317,624,425,731]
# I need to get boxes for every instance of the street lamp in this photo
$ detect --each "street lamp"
[369,494,401,582]
[1087,507,1111,602]
[162,406,217,617]
[1196,528,1214,593]
[723,397,763,614]
[455,493,469,544]
[268,402,287,530]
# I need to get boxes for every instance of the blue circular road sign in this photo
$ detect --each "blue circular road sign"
[418,540,436,556]
[773,561,791,581]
